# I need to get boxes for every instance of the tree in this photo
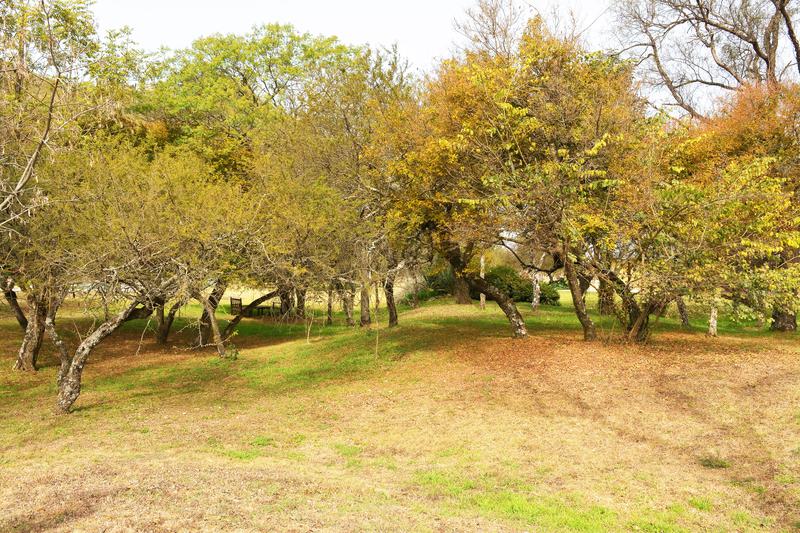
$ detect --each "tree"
[616,0,800,118]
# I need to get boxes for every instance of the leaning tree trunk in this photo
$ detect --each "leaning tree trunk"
[385,271,399,328]
[466,274,528,338]
[198,280,226,346]
[55,301,142,414]
[771,309,797,332]
[453,271,472,305]
[3,281,28,330]
[223,290,279,339]
[360,284,371,327]
[13,293,47,372]
[564,258,596,341]
[676,296,690,329]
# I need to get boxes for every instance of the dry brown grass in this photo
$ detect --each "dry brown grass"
[0,302,798,531]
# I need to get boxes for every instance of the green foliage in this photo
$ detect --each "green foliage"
[469,266,560,305]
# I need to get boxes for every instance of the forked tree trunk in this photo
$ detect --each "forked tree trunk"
[385,272,399,328]
[195,292,226,357]
[13,293,47,371]
[771,309,797,332]
[453,272,472,305]
[676,296,690,329]
[360,284,371,327]
[55,301,142,414]
[198,280,226,345]
[3,280,28,330]
[564,257,596,341]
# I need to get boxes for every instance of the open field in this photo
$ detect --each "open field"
[1,297,799,532]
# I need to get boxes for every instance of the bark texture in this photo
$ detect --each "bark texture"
[360,284,371,327]
[13,293,47,371]
[56,302,143,414]
[676,296,690,329]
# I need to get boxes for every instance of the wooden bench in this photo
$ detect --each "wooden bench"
[230,297,280,318]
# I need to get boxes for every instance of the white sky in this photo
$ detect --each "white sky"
[92,0,614,73]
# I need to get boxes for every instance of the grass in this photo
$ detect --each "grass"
[0,294,798,531]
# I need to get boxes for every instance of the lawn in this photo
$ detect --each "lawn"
[0,296,798,531]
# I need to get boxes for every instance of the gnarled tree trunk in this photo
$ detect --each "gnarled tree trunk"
[155,299,184,345]
[13,293,47,371]
[55,301,145,414]
[676,296,690,329]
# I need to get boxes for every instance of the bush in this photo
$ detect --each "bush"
[470,265,559,305]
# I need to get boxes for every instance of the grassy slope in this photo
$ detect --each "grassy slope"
[0,295,798,532]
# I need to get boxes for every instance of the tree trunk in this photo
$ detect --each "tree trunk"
[385,272,399,328]
[480,254,486,310]
[13,293,47,371]
[771,309,797,332]
[326,287,334,326]
[466,274,528,338]
[598,279,615,315]
[3,280,28,330]
[295,288,306,319]
[531,273,541,311]
[195,292,226,357]
[360,284,371,327]
[341,283,355,327]
[56,301,142,414]
[198,280,226,345]
[279,286,295,317]
[564,257,596,341]
[222,290,279,339]
[155,300,183,345]
[676,296,690,329]
[453,272,472,305]
[708,305,718,337]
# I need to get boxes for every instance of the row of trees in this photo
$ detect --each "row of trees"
[2,0,798,413]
